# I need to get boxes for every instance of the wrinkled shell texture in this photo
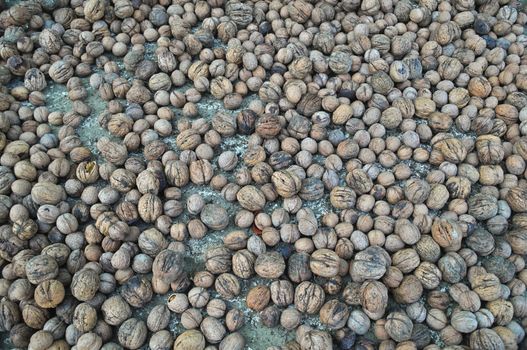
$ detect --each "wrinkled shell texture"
[1,0,527,349]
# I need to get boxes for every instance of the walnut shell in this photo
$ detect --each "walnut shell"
[288,1,313,23]
[506,186,527,212]
[165,160,190,187]
[385,311,413,342]
[309,249,339,278]
[349,246,390,282]
[433,137,467,163]
[174,330,205,350]
[319,299,349,329]
[138,193,163,223]
[294,281,325,314]
[200,204,229,230]
[118,318,147,349]
[330,186,356,209]
[31,182,65,205]
[360,280,388,320]
[225,1,253,27]
[236,185,265,211]
[246,285,270,311]
[96,138,127,165]
[84,0,105,22]
[272,170,301,198]
[71,268,99,302]
[48,60,73,84]
[431,218,462,250]
[470,328,505,350]
[24,68,46,92]
[25,254,58,285]
[470,273,502,302]
[254,251,286,279]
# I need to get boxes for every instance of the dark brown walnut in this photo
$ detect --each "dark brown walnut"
[299,178,324,201]
[287,253,313,283]
[294,281,325,314]
[360,280,388,320]
[309,249,340,278]
[246,285,270,311]
[255,251,286,279]
[237,110,257,135]
[319,300,349,329]
[433,136,467,163]
[349,246,391,282]
[215,273,241,299]
[330,186,356,209]
[272,170,301,198]
[71,268,99,302]
[236,185,266,211]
